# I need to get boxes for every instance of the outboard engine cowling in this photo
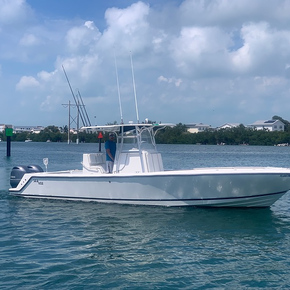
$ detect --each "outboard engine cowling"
[10,165,44,188]
[27,165,44,173]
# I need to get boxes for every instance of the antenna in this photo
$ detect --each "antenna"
[130,51,140,123]
[114,51,124,124]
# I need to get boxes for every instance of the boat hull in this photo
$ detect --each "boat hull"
[9,167,290,207]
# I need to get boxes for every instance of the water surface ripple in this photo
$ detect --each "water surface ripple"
[1,143,290,288]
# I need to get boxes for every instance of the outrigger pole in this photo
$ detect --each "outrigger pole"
[114,50,124,124]
[62,65,91,127]
[130,51,140,124]
[76,90,91,127]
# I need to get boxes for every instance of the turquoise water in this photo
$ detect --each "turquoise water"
[1,142,290,289]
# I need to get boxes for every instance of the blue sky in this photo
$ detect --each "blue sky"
[1,0,290,128]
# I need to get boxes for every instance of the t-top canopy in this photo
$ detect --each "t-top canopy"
[81,123,175,133]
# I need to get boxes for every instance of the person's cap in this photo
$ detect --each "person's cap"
[109,133,114,137]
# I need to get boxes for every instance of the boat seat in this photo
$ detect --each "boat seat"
[88,153,105,166]
[82,153,106,173]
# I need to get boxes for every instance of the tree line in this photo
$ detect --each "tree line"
[1,116,290,146]
[155,123,290,146]
[155,115,290,146]
[0,126,102,143]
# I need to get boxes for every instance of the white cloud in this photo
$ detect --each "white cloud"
[19,33,40,46]
[179,0,290,28]
[2,0,290,127]
[37,70,57,82]
[170,26,232,75]
[105,2,149,34]
[102,2,150,52]
[84,21,95,30]
[158,76,182,87]
[40,95,59,111]
[152,31,168,51]
[65,21,101,53]
[16,76,40,90]
[0,0,32,26]
[158,76,168,82]
[231,22,290,74]
[254,76,285,87]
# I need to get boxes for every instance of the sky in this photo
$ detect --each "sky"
[1,0,290,128]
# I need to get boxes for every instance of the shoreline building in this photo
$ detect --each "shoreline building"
[248,120,285,132]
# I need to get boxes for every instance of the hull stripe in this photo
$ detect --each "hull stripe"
[11,190,287,202]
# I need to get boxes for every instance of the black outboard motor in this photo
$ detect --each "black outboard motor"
[10,165,44,188]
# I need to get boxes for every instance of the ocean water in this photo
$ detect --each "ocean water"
[1,142,290,289]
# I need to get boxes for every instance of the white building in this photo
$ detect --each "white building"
[0,124,5,132]
[0,124,13,132]
[217,123,241,130]
[248,120,285,131]
[13,126,45,134]
[185,123,211,133]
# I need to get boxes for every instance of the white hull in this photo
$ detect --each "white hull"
[9,167,290,207]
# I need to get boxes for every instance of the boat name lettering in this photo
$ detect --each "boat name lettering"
[280,174,290,178]
[34,179,43,185]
